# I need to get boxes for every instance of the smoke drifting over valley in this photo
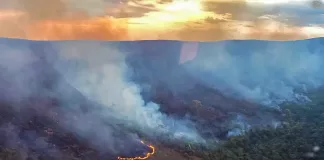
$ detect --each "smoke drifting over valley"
[183,39,324,106]
[51,41,202,141]
[1,38,324,159]
[0,39,203,159]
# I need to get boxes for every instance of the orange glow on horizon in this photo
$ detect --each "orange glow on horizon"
[0,10,129,40]
[26,18,128,40]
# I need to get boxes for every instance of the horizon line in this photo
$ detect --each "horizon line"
[1,37,324,43]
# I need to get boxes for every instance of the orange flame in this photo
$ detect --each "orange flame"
[117,141,155,160]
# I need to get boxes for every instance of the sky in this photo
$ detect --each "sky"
[0,0,324,41]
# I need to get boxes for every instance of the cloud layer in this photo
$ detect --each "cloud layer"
[0,0,323,40]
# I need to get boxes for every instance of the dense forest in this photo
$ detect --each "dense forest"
[198,90,324,160]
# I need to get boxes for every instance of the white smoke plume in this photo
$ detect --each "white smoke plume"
[183,39,324,106]
[0,39,203,157]
[52,41,202,141]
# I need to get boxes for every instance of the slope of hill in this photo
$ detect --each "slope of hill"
[1,38,323,159]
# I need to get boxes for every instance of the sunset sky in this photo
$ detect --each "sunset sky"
[0,0,324,41]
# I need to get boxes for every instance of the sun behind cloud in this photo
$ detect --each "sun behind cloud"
[128,0,216,27]
[164,0,201,12]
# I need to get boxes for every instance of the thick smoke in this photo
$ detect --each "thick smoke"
[183,39,324,106]
[0,39,203,158]
[0,41,39,102]
[51,41,202,141]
